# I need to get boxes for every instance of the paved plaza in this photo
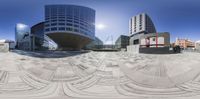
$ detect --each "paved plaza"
[0,50,200,99]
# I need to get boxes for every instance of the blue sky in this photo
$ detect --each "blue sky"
[0,0,200,43]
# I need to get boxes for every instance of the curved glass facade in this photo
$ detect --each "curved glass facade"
[44,5,95,39]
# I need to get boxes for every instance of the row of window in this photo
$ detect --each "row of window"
[45,27,94,36]
[45,21,94,27]
[45,23,93,27]
[45,10,94,16]
[45,27,89,32]
[45,26,94,33]
[45,14,94,18]
[45,23,94,30]
[45,18,94,24]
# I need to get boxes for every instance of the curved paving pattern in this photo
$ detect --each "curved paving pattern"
[0,51,200,99]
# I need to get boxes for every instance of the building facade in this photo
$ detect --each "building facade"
[127,13,171,54]
[31,22,45,50]
[140,32,170,48]
[175,38,195,49]
[129,13,156,36]
[15,23,31,50]
[44,5,95,50]
[115,35,130,50]
[129,13,157,45]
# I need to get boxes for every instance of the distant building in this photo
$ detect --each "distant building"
[0,39,15,52]
[115,35,130,50]
[84,37,103,50]
[175,38,195,49]
[15,23,31,50]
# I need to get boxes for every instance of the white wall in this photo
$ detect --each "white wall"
[0,43,9,52]
[195,43,200,51]
[127,45,139,54]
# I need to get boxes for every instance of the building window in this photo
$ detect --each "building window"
[153,37,156,41]
[58,20,65,22]
[51,20,57,22]
[51,17,57,19]
[58,23,65,25]
[58,27,65,30]
[67,20,73,22]
[51,23,57,26]
[74,29,79,32]
[133,39,139,45]
[74,21,79,24]
[74,25,79,27]
[67,23,73,26]
[51,27,57,31]
[66,27,73,31]
[45,28,50,31]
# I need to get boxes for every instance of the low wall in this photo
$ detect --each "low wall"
[127,45,139,53]
[0,43,9,52]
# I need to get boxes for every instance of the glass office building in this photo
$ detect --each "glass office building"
[44,5,95,50]
[115,35,130,50]
[15,23,31,50]
[31,22,58,51]
[31,22,45,50]
[84,37,103,50]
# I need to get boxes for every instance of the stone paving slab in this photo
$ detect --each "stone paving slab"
[0,50,200,99]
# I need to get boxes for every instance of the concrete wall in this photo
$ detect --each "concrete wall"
[129,33,144,45]
[127,45,139,53]
[196,43,200,52]
[0,43,9,52]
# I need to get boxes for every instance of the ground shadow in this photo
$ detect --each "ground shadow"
[11,50,89,58]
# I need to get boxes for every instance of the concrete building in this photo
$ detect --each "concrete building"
[0,39,15,52]
[175,38,195,49]
[15,23,31,50]
[44,5,95,50]
[127,13,171,54]
[128,32,170,53]
[115,35,130,50]
[129,13,157,45]
[129,13,156,35]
